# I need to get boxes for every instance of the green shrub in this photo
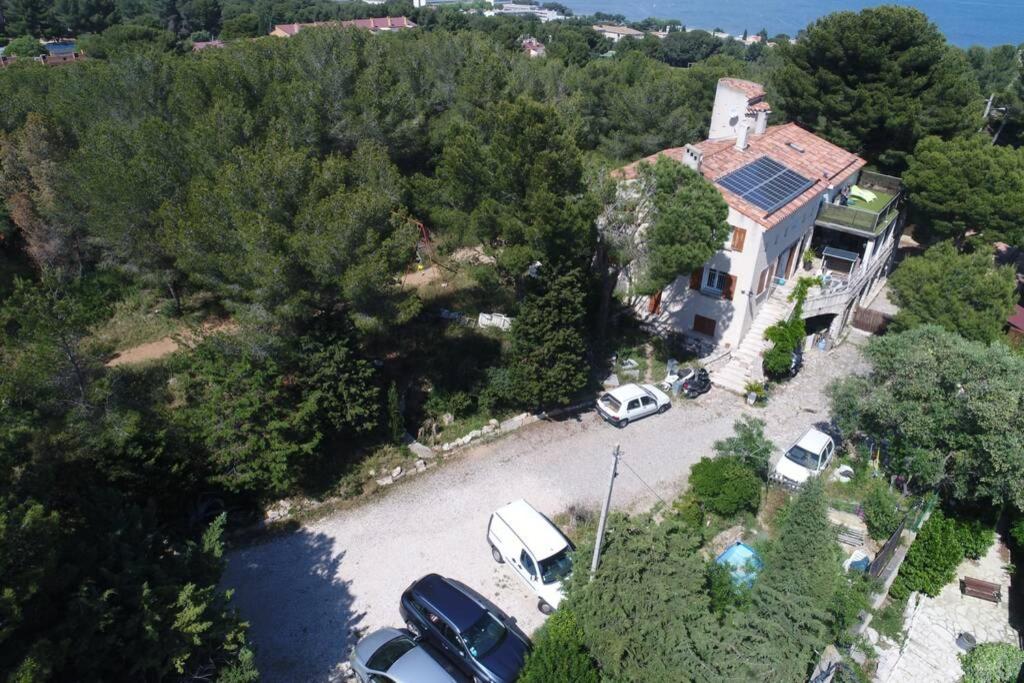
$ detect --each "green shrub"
[955,518,995,561]
[672,492,705,529]
[959,642,1024,683]
[863,481,902,541]
[425,390,474,419]
[706,562,749,617]
[891,511,964,599]
[1012,518,1024,547]
[689,457,761,518]
[3,35,48,58]
[871,595,908,643]
[519,608,600,683]
[713,415,773,480]
[763,317,804,376]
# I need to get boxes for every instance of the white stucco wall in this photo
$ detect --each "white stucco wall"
[651,193,827,349]
[708,82,755,141]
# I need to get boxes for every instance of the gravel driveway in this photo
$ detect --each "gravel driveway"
[223,335,869,682]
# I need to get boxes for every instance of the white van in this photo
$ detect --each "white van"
[487,500,574,614]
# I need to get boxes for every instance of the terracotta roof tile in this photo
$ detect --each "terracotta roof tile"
[720,78,766,101]
[616,123,865,229]
[270,16,416,37]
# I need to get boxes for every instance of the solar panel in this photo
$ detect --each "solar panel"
[716,157,814,214]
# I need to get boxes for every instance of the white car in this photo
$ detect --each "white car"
[487,500,573,614]
[596,383,671,427]
[770,428,836,489]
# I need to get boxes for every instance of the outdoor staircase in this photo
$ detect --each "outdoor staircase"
[712,282,796,395]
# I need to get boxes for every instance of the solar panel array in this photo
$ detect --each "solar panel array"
[716,156,814,214]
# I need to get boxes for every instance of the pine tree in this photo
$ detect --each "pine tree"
[507,270,589,409]
[714,480,842,681]
[387,383,404,444]
[519,609,599,683]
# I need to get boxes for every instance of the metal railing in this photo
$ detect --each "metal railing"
[860,170,903,194]
[802,242,895,316]
[817,194,901,236]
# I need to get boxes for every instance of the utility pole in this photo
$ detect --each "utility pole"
[590,444,621,576]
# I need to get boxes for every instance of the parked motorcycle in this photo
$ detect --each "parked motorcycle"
[681,368,711,398]
[788,348,804,378]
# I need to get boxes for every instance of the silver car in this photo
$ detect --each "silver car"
[351,627,467,683]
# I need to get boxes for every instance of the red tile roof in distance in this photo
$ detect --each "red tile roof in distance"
[719,77,766,100]
[616,123,866,229]
[271,16,416,36]
[1009,305,1024,333]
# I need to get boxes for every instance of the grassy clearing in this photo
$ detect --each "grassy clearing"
[872,594,908,643]
[86,287,211,356]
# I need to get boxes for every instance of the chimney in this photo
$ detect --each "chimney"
[734,123,750,151]
[754,109,769,135]
[682,144,703,172]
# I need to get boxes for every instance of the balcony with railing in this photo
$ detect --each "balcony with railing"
[815,170,904,238]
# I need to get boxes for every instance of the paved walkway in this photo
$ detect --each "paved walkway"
[875,538,1020,682]
[224,336,869,682]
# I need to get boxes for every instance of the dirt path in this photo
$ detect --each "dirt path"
[106,336,183,367]
[105,319,237,367]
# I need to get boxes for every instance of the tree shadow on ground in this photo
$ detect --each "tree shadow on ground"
[223,529,364,682]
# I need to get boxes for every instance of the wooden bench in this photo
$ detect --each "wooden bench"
[835,524,866,547]
[960,576,1002,603]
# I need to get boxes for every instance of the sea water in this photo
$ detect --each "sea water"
[566,0,1023,47]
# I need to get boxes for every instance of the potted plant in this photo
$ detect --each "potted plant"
[802,248,818,271]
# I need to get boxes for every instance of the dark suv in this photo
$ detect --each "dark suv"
[399,574,530,683]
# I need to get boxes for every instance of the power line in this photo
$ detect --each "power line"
[618,456,670,507]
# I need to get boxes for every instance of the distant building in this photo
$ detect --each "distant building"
[485,4,564,21]
[521,36,546,58]
[0,52,88,68]
[270,16,417,37]
[592,24,644,42]
[1008,305,1024,343]
[192,40,226,51]
[615,77,906,393]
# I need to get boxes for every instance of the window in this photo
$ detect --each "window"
[784,445,820,470]
[693,315,716,337]
[757,267,770,294]
[641,396,656,408]
[520,550,537,579]
[538,549,573,585]
[366,636,416,672]
[704,268,729,293]
[462,613,507,659]
[730,227,747,252]
[435,619,461,650]
[626,398,641,411]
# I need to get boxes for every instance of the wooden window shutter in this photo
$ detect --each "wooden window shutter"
[723,274,738,300]
[689,268,703,290]
[730,228,747,252]
[647,290,662,314]
[757,268,768,294]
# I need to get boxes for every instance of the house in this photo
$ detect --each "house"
[1008,305,1024,343]
[485,4,564,21]
[0,52,88,68]
[617,77,905,393]
[270,16,417,37]
[521,36,546,58]
[593,24,644,42]
[192,40,226,51]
